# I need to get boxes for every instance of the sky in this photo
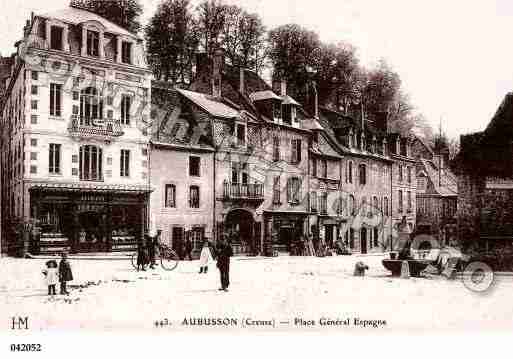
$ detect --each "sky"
[1,0,511,139]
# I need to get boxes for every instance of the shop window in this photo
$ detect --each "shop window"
[165,184,176,208]
[190,185,200,208]
[189,156,201,177]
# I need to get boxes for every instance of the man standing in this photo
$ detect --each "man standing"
[216,236,233,292]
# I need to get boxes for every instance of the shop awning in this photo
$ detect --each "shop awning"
[29,181,154,194]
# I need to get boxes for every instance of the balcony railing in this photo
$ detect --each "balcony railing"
[68,116,124,139]
[223,181,264,200]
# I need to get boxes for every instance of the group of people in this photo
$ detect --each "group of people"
[42,252,73,298]
[199,237,234,291]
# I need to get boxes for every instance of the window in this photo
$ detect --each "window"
[407,191,412,213]
[190,186,200,208]
[398,190,403,213]
[31,139,37,147]
[31,115,37,124]
[347,195,354,216]
[273,176,281,204]
[273,102,282,119]
[31,100,37,110]
[165,184,176,208]
[87,30,100,57]
[30,165,37,174]
[49,143,61,174]
[320,192,328,214]
[384,197,389,216]
[31,85,38,95]
[50,83,62,117]
[311,158,317,177]
[349,228,355,249]
[347,161,353,183]
[79,145,103,181]
[120,149,130,177]
[310,192,317,212]
[407,167,412,184]
[189,156,200,177]
[287,177,301,204]
[359,164,367,185]
[231,162,248,184]
[80,87,103,124]
[291,139,301,164]
[236,124,246,146]
[190,227,205,251]
[373,227,379,247]
[30,152,37,160]
[121,41,132,64]
[273,136,280,162]
[282,104,292,124]
[31,71,38,81]
[398,165,403,182]
[373,196,379,215]
[320,159,327,178]
[50,26,63,51]
[121,95,131,125]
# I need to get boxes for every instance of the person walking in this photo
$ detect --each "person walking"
[199,241,213,273]
[42,260,58,298]
[216,236,233,292]
[136,241,148,271]
[184,237,193,261]
[58,252,73,295]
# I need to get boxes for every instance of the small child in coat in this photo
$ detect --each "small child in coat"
[42,260,58,297]
[58,252,73,295]
[199,241,213,274]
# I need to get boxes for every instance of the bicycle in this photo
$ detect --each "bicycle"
[131,241,180,271]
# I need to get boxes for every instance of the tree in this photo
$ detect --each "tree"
[196,0,227,58]
[268,24,321,104]
[70,0,143,33]
[145,0,199,83]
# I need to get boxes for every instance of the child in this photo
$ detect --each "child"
[199,241,213,274]
[42,260,58,297]
[58,252,73,295]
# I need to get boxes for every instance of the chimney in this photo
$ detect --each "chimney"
[212,48,225,97]
[280,79,287,96]
[239,67,245,94]
[374,111,389,133]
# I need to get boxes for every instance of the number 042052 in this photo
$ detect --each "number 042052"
[10,344,42,352]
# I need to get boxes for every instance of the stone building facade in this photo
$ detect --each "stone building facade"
[455,93,513,250]
[0,6,152,255]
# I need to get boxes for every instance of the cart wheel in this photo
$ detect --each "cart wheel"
[130,253,138,270]
[160,250,179,271]
[462,261,494,292]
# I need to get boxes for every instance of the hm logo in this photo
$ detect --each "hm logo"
[11,316,28,330]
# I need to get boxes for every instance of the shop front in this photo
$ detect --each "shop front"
[263,211,308,255]
[29,183,150,254]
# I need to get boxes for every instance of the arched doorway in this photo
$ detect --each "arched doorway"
[225,209,255,254]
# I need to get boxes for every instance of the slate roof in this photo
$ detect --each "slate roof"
[40,7,138,39]
[177,89,240,119]
[418,159,457,197]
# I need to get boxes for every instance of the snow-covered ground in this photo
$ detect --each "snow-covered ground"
[1,254,512,332]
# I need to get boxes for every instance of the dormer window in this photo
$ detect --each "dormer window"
[273,102,282,121]
[121,41,132,64]
[87,30,100,57]
[50,26,63,51]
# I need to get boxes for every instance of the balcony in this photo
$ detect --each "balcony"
[223,181,264,201]
[68,116,124,140]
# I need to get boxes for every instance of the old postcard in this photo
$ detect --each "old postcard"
[1,0,512,355]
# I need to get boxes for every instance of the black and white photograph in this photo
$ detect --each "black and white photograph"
[0,0,512,356]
